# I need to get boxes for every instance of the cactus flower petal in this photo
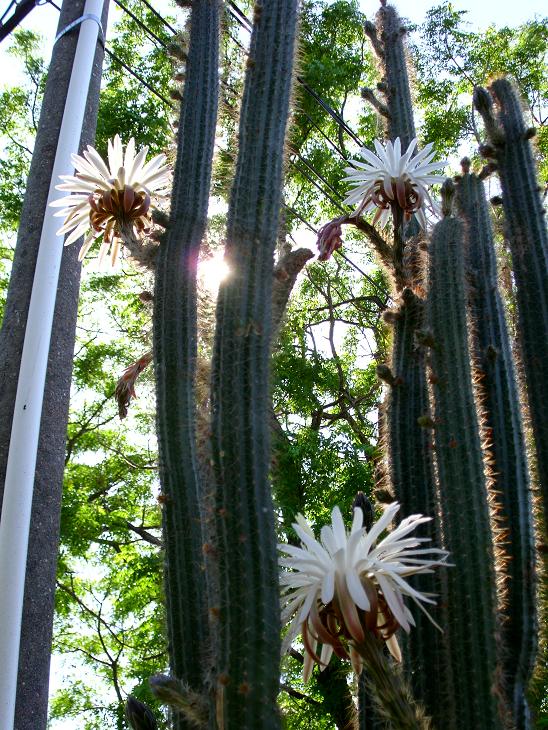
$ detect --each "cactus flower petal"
[343,137,447,228]
[279,502,449,681]
[50,137,170,265]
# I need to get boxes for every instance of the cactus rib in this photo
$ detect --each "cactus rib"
[152,0,220,707]
[210,1,299,727]
[426,204,501,727]
[456,170,537,728]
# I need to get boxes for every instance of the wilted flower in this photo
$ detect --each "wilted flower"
[316,217,344,261]
[125,695,157,730]
[50,135,170,265]
[343,137,447,229]
[115,351,152,419]
[279,502,449,681]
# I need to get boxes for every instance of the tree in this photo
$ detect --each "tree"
[1,1,546,727]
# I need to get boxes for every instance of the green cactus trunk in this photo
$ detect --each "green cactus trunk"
[364,5,449,722]
[374,3,416,149]
[386,288,453,727]
[455,170,537,728]
[474,79,548,532]
[426,200,501,728]
[209,1,298,727]
[358,669,382,730]
[152,0,220,713]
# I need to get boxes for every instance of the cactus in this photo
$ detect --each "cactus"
[358,669,380,730]
[362,5,449,723]
[474,79,548,532]
[152,0,220,714]
[455,166,537,728]
[384,289,452,726]
[209,1,298,727]
[425,181,501,727]
[365,2,416,149]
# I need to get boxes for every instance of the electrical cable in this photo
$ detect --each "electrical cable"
[136,0,177,35]
[43,0,388,299]
[45,0,172,107]
[103,47,173,106]
[299,109,348,161]
[113,0,169,48]
[224,0,366,148]
[226,0,252,31]
[0,0,38,43]
[0,0,17,25]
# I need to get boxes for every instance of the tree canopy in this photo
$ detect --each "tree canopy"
[0,1,546,727]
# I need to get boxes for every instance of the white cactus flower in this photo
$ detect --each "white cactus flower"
[343,137,447,229]
[279,502,449,682]
[50,135,170,266]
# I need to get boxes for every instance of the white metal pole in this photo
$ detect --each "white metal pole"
[0,2,104,725]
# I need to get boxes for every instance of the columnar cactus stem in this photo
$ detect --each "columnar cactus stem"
[353,634,431,730]
[426,182,501,727]
[210,1,298,727]
[358,669,382,730]
[370,3,416,149]
[455,168,537,728]
[474,79,548,531]
[385,289,452,726]
[152,0,220,715]
[364,5,448,722]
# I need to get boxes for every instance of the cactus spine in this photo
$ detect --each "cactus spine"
[370,3,416,149]
[209,1,298,727]
[455,168,537,728]
[364,5,449,723]
[385,289,451,724]
[152,0,220,714]
[426,183,500,727]
[474,79,548,531]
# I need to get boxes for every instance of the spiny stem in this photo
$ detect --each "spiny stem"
[352,635,431,730]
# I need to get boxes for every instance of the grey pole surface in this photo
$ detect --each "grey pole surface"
[0,1,109,726]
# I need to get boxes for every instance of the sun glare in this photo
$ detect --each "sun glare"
[198,251,231,294]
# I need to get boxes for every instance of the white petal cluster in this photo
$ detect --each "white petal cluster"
[342,137,447,229]
[279,502,449,680]
[50,135,170,265]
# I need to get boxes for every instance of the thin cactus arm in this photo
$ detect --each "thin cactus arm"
[374,2,416,148]
[474,79,548,530]
[385,288,453,726]
[360,5,451,724]
[209,1,299,727]
[152,0,220,712]
[426,182,501,727]
[455,168,537,728]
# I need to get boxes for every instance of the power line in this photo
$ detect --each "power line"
[224,0,366,148]
[107,2,387,298]
[0,0,38,44]
[226,0,252,32]
[113,0,169,48]
[136,0,177,35]
[300,109,348,162]
[45,0,172,107]
[104,48,173,106]
[40,0,387,299]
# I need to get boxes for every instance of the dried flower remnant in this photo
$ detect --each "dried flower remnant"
[50,135,170,266]
[316,217,344,261]
[343,137,447,229]
[115,351,153,419]
[279,502,449,681]
[125,695,158,730]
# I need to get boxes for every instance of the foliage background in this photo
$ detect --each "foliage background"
[0,1,546,727]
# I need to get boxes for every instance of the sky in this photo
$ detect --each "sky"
[1,0,545,727]
[0,0,546,86]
